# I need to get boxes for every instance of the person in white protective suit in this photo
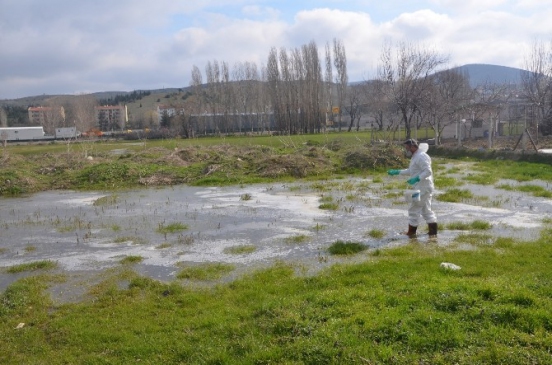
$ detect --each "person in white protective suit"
[387,139,438,238]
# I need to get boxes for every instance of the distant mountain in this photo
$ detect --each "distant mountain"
[1,64,532,105]
[447,64,532,87]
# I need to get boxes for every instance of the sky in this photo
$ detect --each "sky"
[1,0,552,100]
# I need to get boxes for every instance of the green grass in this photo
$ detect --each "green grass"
[284,235,310,244]
[176,263,235,280]
[119,256,144,264]
[434,175,463,189]
[445,220,492,231]
[112,236,147,245]
[3,236,552,363]
[319,202,339,210]
[463,172,498,185]
[327,240,367,255]
[437,188,474,203]
[92,194,118,206]
[156,222,189,234]
[365,229,385,239]
[223,245,257,254]
[5,260,58,273]
[0,133,410,195]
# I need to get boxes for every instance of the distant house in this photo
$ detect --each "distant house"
[28,106,65,133]
[95,105,128,131]
[157,105,185,124]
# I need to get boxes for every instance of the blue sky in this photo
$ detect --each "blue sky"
[1,0,552,99]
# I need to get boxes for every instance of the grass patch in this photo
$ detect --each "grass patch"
[284,235,310,244]
[240,193,252,201]
[156,222,189,234]
[542,217,552,225]
[365,229,385,239]
[445,220,492,231]
[463,173,498,185]
[327,240,367,255]
[223,245,257,254]
[497,183,552,198]
[119,256,144,264]
[434,175,463,189]
[319,202,339,210]
[156,242,172,249]
[453,233,494,246]
[176,263,235,280]
[5,260,57,273]
[437,188,474,203]
[93,194,118,206]
[112,236,147,245]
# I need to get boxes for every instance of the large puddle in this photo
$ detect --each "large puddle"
[1,175,551,300]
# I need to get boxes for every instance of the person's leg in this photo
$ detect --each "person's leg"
[407,200,423,237]
[421,192,437,236]
[420,193,436,223]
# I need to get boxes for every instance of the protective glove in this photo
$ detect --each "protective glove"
[387,169,400,176]
[407,176,420,185]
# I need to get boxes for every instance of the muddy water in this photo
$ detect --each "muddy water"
[1,177,551,299]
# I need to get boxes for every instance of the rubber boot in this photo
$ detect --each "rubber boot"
[428,222,438,238]
[406,225,417,238]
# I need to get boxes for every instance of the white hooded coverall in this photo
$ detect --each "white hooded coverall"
[399,148,437,227]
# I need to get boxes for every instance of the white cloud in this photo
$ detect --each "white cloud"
[2,1,552,99]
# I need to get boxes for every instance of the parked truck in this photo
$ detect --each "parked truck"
[0,126,46,141]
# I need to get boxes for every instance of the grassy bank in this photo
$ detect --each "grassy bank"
[1,230,552,364]
[0,132,409,195]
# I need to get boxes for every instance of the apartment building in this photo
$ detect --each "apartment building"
[95,105,128,131]
[27,106,65,133]
[157,104,185,125]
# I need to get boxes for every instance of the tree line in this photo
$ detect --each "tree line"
[176,39,550,144]
[3,39,552,144]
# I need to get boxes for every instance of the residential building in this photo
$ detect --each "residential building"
[95,105,128,131]
[157,104,185,125]
[27,106,65,133]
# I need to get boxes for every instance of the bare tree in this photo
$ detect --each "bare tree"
[362,79,401,141]
[1,109,7,149]
[64,94,97,157]
[205,60,221,134]
[279,47,296,133]
[344,84,364,131]
[71,94,98,135]
[190,64,204,135]
[266,47,284,132]
[521,40,552,136]
[378,41,448,139]
[324,42,333,130]
[333,38,348,132]
[303,41,323,133]
[0,107,7,127]
[418,69,472,145]
[41,101,65,135]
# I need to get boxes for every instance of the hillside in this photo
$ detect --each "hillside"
[0,64,533,127]
[448,63,531,87]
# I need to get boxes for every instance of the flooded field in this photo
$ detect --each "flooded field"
[1,172,551,301]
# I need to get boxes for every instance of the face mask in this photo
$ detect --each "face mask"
[405,150,412,157]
